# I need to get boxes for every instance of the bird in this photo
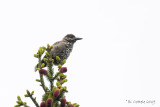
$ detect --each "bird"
[35,34,82,71]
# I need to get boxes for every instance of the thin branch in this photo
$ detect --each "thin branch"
[40,74,47,93]
[48,64,54,90]
[52,72,60,81]
[38,53,48,93]
[27,90,39,107]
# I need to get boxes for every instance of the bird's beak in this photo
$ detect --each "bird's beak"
[75,37,83,40]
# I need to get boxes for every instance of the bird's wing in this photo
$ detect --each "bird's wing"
[50,41,66,57]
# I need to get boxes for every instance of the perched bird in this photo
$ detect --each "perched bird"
[35,34,82,71]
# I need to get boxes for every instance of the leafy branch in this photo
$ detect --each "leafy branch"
[15,44,80,107]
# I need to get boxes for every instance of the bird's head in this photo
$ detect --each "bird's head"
[63,34,82,43]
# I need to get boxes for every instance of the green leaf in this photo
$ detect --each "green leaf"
[74,104,80,107]
[41,63,45,68]
[62,79,68,83]
[31,91,34,95]
[16,101,22,104]
[24,94,29,97]
[62,59,66,64]
[56,56,61,62]
[34,54,38,58]
[47,44,50,48]
[17,96,21,101]
[43,58,47,62]
[58,64,62,69]
[42,46,46,50]
[36,68,40,71]
[56,81,60,86]
[63,75,67,79]
[35,79,40,82]
[67,101,71,105]
[45,52,49,56]
[38,47,43,55]
[49,45,53,49]
[59,73,64,77]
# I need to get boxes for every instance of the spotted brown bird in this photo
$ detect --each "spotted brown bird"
[35,34,82,71]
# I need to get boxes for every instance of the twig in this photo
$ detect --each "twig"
[15,96,30,107]
[26,90,39,107]
[48,64,54,90]
[52,72,60,81]
[38,53,48,93]
[40,74,47,93]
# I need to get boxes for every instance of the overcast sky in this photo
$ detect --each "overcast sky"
[0,0,160,107]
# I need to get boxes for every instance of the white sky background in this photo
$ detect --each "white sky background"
[0,0,160,107]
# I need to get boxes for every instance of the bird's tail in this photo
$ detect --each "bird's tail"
[35,64,39,72]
